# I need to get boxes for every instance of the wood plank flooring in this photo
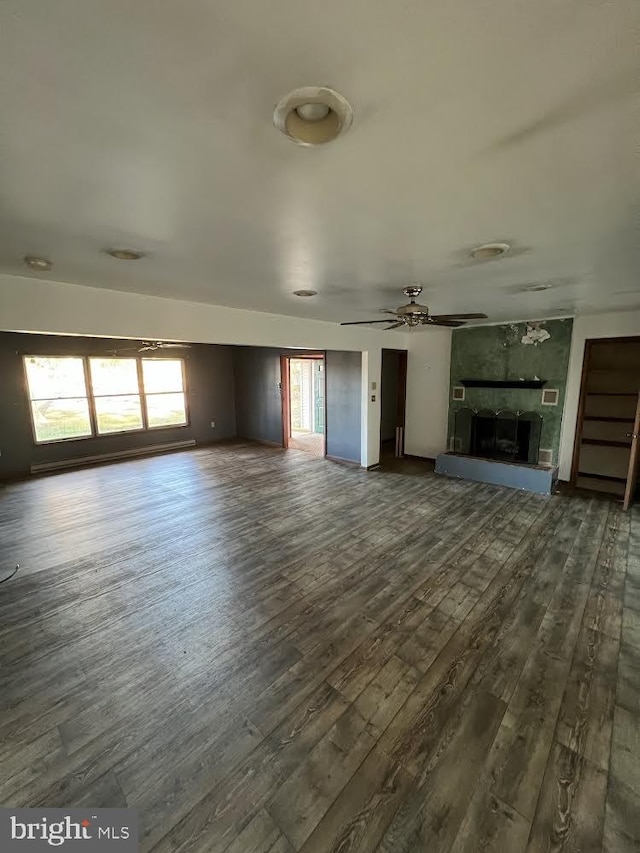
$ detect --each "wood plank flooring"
[0,441,638,852]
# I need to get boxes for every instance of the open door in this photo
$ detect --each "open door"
[623,392,640,511]
[280,354,326,456]
[380,349,408,458]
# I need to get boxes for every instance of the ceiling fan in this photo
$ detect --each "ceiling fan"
[340,286,488,329]
[115,341,193,353]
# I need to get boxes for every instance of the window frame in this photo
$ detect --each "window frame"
[88,356,147,437]
[23,354,189,445]
[23,355,94,445]
[140,357,190,431]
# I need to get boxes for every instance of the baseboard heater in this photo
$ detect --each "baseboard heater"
[30,439,196,474]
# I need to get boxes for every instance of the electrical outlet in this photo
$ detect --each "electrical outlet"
[210,420,216,428]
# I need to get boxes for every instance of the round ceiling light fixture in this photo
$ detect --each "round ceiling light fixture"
[292,289,318,297]
[24,256,52,271]
[274,87,353,146]
[108,248,144,261]
[470,242,511,260]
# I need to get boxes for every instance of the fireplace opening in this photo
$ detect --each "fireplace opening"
[453,408,542,464]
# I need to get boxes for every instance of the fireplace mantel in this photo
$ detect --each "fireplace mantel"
[460,378,547,389]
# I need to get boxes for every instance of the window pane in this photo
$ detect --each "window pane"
[94,395,143,434]
[31,399,92,442]
[24,357,87,400]
[90,358,139,395]
[142,359,184,393]
[146,393,187,427]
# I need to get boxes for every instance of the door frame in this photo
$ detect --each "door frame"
[380,348,408,457]
[623,392,640,511]
[570,335,640,489]
[280,353,326,455]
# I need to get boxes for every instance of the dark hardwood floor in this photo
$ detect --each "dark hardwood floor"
[1,442,638,852]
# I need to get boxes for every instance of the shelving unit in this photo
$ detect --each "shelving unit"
[572,338,640,499]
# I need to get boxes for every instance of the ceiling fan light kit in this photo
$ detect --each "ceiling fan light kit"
[112,341,193,353]
[274,87,353,146]
[340,286,488,330]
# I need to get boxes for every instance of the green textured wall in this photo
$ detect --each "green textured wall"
[448,319,574,465]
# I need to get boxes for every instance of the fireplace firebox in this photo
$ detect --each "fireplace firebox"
[453,408,542,465]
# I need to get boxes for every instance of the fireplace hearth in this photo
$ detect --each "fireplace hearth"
[453,408,542,465]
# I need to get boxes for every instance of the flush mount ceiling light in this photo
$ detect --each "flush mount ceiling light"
[274,87,353,146]
[292,289,318,297]
[24,256,52,271]
[108,248,144,260]
[470,242,511,260]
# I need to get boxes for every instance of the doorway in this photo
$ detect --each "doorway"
[281,355,326,457]
[380,349,408,458]
[571,336,640,507]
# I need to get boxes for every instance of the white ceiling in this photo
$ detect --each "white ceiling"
[1,0,638,326]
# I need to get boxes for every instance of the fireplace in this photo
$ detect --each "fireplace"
[453,408,542,465]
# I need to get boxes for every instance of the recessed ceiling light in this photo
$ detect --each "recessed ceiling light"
[524,283,554,292]
[274,87,353,146]
[470,242,511,260]
[293,289,318,297]
[108,248,144,260]
[24,256,52,271]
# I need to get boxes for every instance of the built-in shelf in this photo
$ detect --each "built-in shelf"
[582,438,631,449]
[577,471,627,483]
[585,392,638,397]
[460,378,546,389]
[583,416,634,423]
[589,368,640,373]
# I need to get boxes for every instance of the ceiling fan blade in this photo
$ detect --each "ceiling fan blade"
[429,313,488,320]
[159,342,192,349]
[340,319,398,325]
[385,321,406,330]
[426,319,467,327]
[378,309,400,315]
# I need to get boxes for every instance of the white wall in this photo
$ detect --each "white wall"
[0,274,409,468]
[558,310,640,480]
[404,328,452,459]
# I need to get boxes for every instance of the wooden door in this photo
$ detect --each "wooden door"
[623,392,640,511]
[280,355,291,448]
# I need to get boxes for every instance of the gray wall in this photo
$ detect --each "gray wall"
[380,349,400,442]
[233,347,362,464]
[233,347,284,445]
[0,332,236,479]
[326,351,362,463]
[0,335,363,478]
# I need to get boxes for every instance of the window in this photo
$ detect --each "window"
[89,358,144,434]
[141,359,187,428]
[24,355,188,443]
[24,357,93,443]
